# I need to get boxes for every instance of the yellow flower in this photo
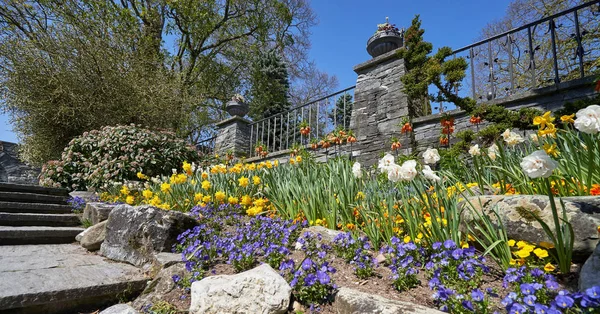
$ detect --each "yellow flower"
[543,143,560,157]
[238,177,249,188]
[533,111,555,128]
[544,263,556,272]
[194,193,203,204]
[461,241,469,248]
[265,161,273,169]
[253,198,267,207]
[296,155,302,163]
[289,158,295,165]
[120,185,130,195]
[202,195,211,203]
[560,114,575,124]
[241,195,253,206]
[201,172,209,180]
[253,176,261,185]
[533,248,549,259]
[228,196,239,205]
[516,240,528,249]
[538,122,557,138]
[171,173,187,184]
[160,183,171,193]
[137,172,148,180]
[246,206,262,216]
[274,160,279,167]
[539,241,555,249]
[507,239,516,247]
[182,161,192,175]
[355,191,365,200]
[466,182,478,189]
[214,191,226,202]
[509,259,517,265]
[149,195,161,206]
[403,235,411,243]
[126,195,135,205]
[142,189,153,199]
[467,234,475,241]
[514,249,530,258]
[201,180,211,190]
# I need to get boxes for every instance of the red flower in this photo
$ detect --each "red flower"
[401,122,413,134]
[591,184,600,196]
[470,116,482,125]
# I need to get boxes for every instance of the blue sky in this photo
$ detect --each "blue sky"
[0,0,512,143]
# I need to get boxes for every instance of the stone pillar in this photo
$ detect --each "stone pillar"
[214,116,251,157]
[349,48,410,165]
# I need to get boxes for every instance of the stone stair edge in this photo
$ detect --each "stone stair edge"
[0,183,69,196]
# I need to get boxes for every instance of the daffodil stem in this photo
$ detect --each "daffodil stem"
[544,178,569,274]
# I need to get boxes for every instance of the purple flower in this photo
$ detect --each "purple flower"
[521,283,535,295]
[523,294,537,306]
[301,258,313,271]
[172,274,181,283]
[304,273,317,287]
[471,289,484,302]
[508,303,527,314]
[545,279,559,290]
[443,239,456,249]
[316,270,330,285]
[462,300,474,311]
[555,295,574,309]
[586,286,600,299]
[533,304,549,314]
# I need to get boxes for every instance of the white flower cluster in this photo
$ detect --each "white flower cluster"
[574,105,600,134]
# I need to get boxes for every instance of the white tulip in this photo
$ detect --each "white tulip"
[468,144,481,156]
[520,150,558,179]
[378,153,396,174]
[352,162,362,179]
[400,160,418,181]
[529,133,539,143]
[422,165,441,182]
[387,163,403,182]
[422,148,441,164]
[502,129,524,146]
[574,105,600,134]
[487,144,498,161]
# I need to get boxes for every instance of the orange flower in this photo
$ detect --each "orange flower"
[401,122,413,133]
[590,184,600,196]
[439,136,449,146]
[469,115,482,125]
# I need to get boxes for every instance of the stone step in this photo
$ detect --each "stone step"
[0,192,68,205]
[0,202,72,214]
[0,212,81,227]
[0,183,69,196]
[0,226,84,245]
[0,244,147,313]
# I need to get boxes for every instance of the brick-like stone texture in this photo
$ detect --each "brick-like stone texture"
[214,116,251,157]
[0,141,39,185]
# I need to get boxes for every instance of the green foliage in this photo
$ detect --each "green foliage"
[39,124,200,191]
[0,0,316,164]
[249,50,291,120]
[555,94,600,117]
[330,93,353,128]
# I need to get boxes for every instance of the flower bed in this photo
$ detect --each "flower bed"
[102,106,600,313]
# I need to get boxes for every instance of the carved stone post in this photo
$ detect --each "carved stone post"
[349,48,411,165]
[214,116,251,157]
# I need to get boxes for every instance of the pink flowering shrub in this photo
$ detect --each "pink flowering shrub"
[39,124,200,190]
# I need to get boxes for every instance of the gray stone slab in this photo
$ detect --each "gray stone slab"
[0,244,147,312]
[0,226,84,245]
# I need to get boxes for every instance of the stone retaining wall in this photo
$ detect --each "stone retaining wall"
[0,141,39,185]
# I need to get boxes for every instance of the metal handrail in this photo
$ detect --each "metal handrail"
[249,86,356,126]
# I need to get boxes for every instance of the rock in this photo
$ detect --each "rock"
[334,287,445,314]
[69,191,99,202]
[80,220,107,251]
[462,195,600,262]
[132,263,186,310]
[100,205,198,267]
[100,304,139,314]
[75,229,87,242]
[190,264,291,314]
[154,252,183,268]
[295,226,343,250]
[375,253,387,265]
[83,202,116,225]
[579,242,600,292]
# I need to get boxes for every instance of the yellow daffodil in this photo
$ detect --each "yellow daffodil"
[355,191,365,200]
[214,191,226,202]
[252,176,261,185]
[238,177,249,188]
[543,143,560,157]
[533,248,549,259]
[182,161,192,175]
[194,193,203,204]
[560,114,575,124]
[125,195,135,205]
[202,195,211,203]
[201,180,211,190]
[403,235,411,243]
[516,240,528,249]
[137,172,148,180]
[507,239,516,247]
[533,111,555,128]
[296,155,302,163]
[120,185,129,195]
[201,172,209,180]
[142,189,153,199]
[160,182,171,193]
[228,196,239,205]
[538,122,557,138]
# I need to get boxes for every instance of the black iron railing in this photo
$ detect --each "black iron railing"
[248,86,355,157]
[448,1,600,103]
[196,136,217,155]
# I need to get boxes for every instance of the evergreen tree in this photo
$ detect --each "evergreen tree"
[249,50,291,120]
[329,93,353,129]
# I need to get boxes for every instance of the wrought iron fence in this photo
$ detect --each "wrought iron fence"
[446,1,600,104]
[248,86,355,157]
[197,136,217,155]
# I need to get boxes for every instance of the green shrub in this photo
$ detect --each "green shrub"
[39,124,200,191]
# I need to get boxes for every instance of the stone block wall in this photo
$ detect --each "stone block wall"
[0,141,40,185]
[214,116,251,157]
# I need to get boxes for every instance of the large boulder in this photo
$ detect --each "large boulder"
[294,226,344,250]
[69,191,99,202]
[99,304,138,314]
[80,220,107,251]
[190,264,291,314]
[83,202,117,225]
[334,287,444,314]
[99,205,198,267]
[579,242,600,292]
[462,195,600,261]
[133,263,186,310]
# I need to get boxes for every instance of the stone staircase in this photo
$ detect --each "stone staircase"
[0,183,83,245]
[0,183,147,313]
